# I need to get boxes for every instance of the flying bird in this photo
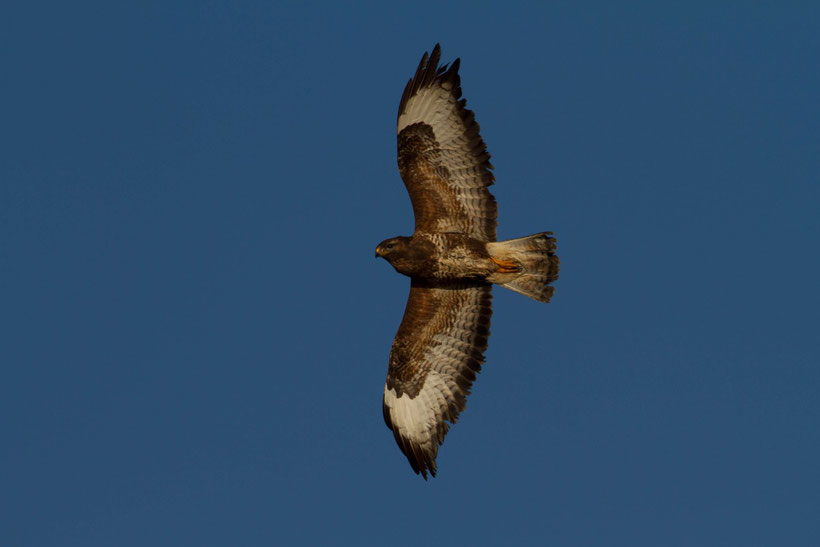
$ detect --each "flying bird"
[376,44,560,478]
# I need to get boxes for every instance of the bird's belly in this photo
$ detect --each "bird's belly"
[432,254,492,280]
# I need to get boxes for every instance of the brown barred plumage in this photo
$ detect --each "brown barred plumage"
[376,44,560,478]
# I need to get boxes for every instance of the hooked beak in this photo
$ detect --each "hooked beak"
[375,245,382,258]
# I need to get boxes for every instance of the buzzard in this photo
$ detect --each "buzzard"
[376,45,559,478]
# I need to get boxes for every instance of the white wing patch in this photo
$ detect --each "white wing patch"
[398,83,457,135]
[399,84,487,193]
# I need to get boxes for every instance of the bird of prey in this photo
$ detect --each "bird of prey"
[376,44,559,478]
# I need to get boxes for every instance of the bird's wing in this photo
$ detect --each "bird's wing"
[383,279,492,478]
[397,44,497,242]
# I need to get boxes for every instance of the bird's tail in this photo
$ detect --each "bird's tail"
[486,232,559,303]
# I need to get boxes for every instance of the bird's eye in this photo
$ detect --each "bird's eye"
[386,243,394,249]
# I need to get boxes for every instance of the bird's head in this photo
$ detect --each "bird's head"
[375,237,411,261]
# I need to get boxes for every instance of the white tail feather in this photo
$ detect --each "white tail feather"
[487,232,559,303]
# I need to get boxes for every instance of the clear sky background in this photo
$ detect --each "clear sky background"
[2,2,819,546]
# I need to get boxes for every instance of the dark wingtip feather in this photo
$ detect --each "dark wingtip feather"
[398,44,456,121]
[391,426,437,479]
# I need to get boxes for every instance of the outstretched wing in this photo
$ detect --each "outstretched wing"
[383,279,492,478]
[397,44,497,242]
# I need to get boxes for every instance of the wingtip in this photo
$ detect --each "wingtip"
[414,455,436,480]
[386,407,440,479]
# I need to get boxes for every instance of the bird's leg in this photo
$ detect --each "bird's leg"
[490,256,521,273]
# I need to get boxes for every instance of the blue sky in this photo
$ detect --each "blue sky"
[2,2,819,545]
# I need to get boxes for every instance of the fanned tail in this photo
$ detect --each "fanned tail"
[486,232,559,303]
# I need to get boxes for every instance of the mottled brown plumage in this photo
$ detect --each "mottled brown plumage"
[377,44,560,478]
